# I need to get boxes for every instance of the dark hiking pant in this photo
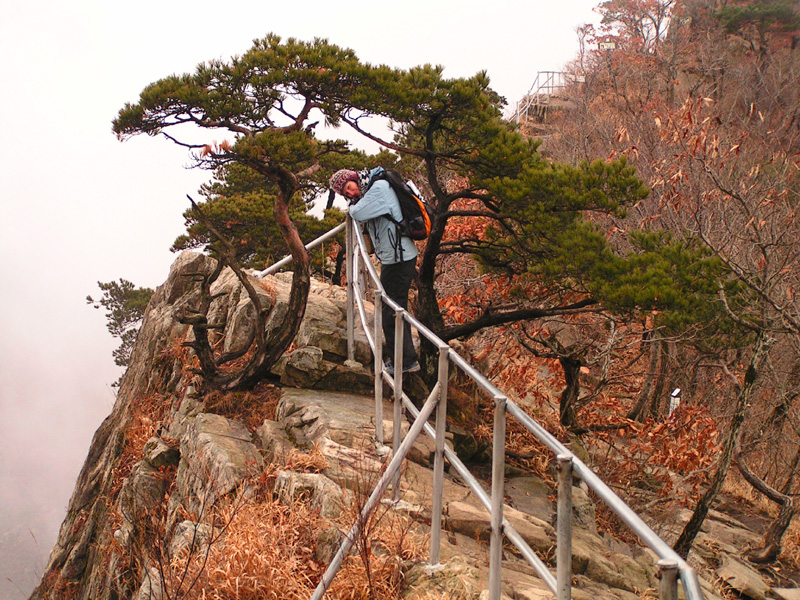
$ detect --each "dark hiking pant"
[380,258,418,368]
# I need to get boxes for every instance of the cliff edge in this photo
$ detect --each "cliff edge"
[30,252,777,600]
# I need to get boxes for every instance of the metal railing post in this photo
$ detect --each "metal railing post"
[557,454,573,600]
[488,395,507,600]
[429,344,450,566]
[373,290,384,446]
[658,559,679,600]
[310,387,442,600]
[392,308,404,500]
[345,217,355,362]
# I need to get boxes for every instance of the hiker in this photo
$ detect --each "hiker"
[329,167,420,374]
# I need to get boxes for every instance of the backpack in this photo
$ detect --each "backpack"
[370,170,433,241]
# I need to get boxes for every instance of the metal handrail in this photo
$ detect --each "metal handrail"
[256,219,703,600]
[344,219,702,600]
[254,222,346,278]
[513,71,570,123]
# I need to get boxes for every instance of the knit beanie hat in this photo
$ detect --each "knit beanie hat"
[329,169,359,195]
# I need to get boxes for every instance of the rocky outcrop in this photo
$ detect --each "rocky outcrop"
[30,252,793,600]
[29,252,390,600]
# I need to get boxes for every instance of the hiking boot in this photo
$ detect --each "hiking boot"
[384,360,420,375]
[404,361,421,373]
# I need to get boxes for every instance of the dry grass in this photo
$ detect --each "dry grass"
[165,487,428,600]
[254,277,277,298]
[721,469,776,518]
[406,594,467,600]
[168,498,323,600]
[285,444,330,473]
[594,501,642,547]
[322,448,430,600]
[108,391,171,501]
[327,556,404,600]
[203,382,282,432]
[781,519,800,568]
[158,329,198,392]
[119,431,430,600]
[216,342,258,374]
[327,510,428,600]
[90,391,178,600]
[40,569,79,600]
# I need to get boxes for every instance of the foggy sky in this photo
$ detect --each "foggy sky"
[0,1,599,596]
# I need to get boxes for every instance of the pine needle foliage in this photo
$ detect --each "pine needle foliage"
[87,279,154,371]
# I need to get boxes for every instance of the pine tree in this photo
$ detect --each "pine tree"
[87,279,154,376]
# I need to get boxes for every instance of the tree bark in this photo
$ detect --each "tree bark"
[648,339,670,418]
[183,171,311,391]
[332,247,346,286]
[559,356,582,429]
[749,501,796,563]
[737,445,800,563]
[673,332,770,558]
[416,178,450,380]
[627,331,659,421]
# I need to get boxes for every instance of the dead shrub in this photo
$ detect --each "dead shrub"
[587,403,719,506]
[324,440,429,600]
[327,510,428,600]
[168,498,323,600]
[203,381,281,431]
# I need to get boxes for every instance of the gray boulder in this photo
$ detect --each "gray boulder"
[175,413,263,514]
[402,556,481,599]
[717,555,770,600]
[274,470,351,519]
[169,520,215,558]
[142,436,180,469]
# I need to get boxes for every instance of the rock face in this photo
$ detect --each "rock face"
[29,252,789,600]
[173,412,264,514]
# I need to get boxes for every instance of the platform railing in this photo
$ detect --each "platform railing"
[254,218,704,600]
[513,70,571,123]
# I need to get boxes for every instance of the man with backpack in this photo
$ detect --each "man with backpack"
[329,167,421,374]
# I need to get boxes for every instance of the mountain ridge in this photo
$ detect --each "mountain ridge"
[28,251,788,600]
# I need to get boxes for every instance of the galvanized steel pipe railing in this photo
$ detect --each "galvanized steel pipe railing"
[352,217,702,600]
[251,218,703,600]
[513,70,570,123]
[343,217,702,600]
[254,222,346,278]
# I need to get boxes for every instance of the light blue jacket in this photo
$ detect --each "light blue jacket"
[348,167,418,265]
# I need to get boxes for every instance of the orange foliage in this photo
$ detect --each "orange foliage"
[442,197,492,243]
[108,392,172,501]
[590,403,720,504]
